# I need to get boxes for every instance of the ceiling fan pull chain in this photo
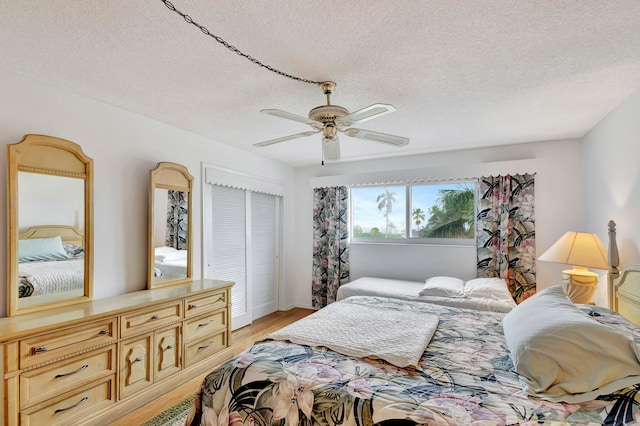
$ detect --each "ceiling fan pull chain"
[159,0,324,86]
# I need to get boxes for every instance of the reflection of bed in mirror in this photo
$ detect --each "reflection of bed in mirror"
[153,245,187,282]
[18,225,85,298]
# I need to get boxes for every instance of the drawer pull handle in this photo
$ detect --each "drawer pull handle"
[151,315,159,320]
[197,320,213,328]
[98,329,110,335]
[55,364,89,378]
[217,296,225,302]
[198,342,212,350]
[165,345,174,350]
[133,357,143,363]
[189,303,198,309]
[33,347,48,354]
[54,396,88,413]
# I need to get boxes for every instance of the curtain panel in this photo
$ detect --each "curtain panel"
[476,174,536,303]
[312,186,350,308]
[166,189,188,250]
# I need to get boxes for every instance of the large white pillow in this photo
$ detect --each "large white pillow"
[502,285,640,403]
[419,276,465,298]
[464,277,515,304]
[19,236,69,263]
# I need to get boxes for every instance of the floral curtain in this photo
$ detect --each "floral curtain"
[476,174,536,303]
[166,189,188,250]
[312,186,350,308]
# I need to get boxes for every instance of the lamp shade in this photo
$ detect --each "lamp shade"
[538,232,609,270]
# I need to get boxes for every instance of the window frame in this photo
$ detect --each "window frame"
[349,181,476,246]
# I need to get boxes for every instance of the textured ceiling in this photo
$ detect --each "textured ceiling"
[1,1,640,167]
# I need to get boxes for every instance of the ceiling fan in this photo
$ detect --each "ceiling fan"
[254,82,409,163]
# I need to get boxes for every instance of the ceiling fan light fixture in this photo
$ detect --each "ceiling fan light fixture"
[322,136,340,161]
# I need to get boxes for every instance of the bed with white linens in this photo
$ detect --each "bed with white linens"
[185,221,640,426]
[17,225,85,297]
[337,275,517,312]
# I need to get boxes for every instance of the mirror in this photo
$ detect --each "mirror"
[7,134,93,316]
[148,162,193,289]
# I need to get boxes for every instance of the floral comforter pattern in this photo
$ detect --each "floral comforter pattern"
[187,296,640,426]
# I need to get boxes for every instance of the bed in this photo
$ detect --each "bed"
[186,221,640,426]
[17,225,85,297]
[153,245,188,279]
[337,276,517,313]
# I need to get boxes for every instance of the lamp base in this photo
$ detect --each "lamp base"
[562,267,598,304]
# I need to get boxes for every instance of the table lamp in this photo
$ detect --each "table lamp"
[538,231,609,304]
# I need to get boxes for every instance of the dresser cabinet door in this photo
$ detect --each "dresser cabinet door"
[119,334,152,399]
[154,324,182,382]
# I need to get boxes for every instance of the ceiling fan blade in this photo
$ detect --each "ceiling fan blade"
[335,103,396,127]
[261,109,323,130]
[253,130,319,147]
[322,137,341,161]
[343,128,409,147]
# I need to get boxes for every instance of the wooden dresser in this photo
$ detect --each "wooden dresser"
[0,279,234,426]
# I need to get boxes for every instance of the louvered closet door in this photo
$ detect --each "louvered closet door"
[205,185,279,330]
[205,185,250,329]
[250,192,278,320]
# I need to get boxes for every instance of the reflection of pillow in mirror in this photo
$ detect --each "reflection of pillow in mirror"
[64,243,84,258]
[155,246,178,256]
[157,250,188,262]
[19,236,69,262]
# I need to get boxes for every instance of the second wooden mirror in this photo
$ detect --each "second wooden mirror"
[148,162,193,288]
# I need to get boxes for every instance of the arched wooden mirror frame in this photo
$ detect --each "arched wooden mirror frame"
[148,162,193,289]
[7,134,94,316]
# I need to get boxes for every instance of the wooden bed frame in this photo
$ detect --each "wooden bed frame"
[19,224,84,248]
[607,220,640,326]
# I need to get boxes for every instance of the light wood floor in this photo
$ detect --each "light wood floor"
[111,307,314,425]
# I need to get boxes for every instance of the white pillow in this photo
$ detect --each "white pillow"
[156,250,187,262]
[419,276,465,298]
[464,277,515,303]
[19,236,69,262]
[155,246,178,255]
[502,285,640,403]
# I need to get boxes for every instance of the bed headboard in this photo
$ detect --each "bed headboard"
[19,225,84,248]
[607,220,640,327]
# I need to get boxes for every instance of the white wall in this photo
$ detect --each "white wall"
[293,139,586,308]
[0,66,296,318]
[583,88,640,305]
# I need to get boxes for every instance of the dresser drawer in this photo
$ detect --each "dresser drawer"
[19,318,117,369]
[20,375,116,426]
[184,330,227,368]
[120,302,182,337]
[184,290,227,318]
[184,309,228,343]
[20,344,116,409]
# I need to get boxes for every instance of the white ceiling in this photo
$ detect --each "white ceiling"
[2,1,640,167]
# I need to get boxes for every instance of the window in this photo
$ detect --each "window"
[350,181,476,244]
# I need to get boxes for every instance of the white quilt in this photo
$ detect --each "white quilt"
[262,301,439,368]
[19,259,84,295]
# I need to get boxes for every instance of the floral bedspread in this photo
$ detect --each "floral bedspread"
[187,296,640,426]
